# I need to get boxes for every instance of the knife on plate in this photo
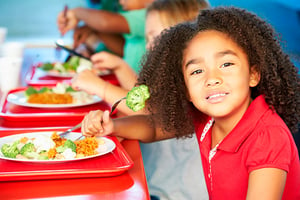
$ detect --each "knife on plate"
[55,42,91,61]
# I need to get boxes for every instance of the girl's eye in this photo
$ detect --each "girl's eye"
[190,69,204,75]
[221,62,233,68]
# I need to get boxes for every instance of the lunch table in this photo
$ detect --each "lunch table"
[0,47,150,199]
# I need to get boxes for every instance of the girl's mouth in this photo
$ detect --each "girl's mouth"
[206,92,229,103]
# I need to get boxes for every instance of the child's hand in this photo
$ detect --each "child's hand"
[81,110,114,137]
[73,25,94,49]
[71,69,105,95]
[91,51,125,71]
[57,9,78,35]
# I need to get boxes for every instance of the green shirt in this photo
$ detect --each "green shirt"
[120,9,146,73]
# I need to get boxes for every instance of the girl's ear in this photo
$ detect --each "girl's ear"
[249,65,260,87]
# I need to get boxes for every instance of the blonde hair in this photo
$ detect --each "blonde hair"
[146,0,209,28]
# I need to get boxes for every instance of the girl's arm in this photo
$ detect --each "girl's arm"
[57,8,130,35]
[90,51,137,90]
[73,8,130,34]
[81,110,175,143]
[246,168,287,200]
[71,70,141,115]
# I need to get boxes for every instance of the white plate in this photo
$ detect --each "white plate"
[38,68,112,78]
[46,70,76,78]
[36,68,76,78]
[0,131,116,163]
[7,91,102,108]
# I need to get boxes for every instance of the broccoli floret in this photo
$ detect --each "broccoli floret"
[126,84,150,112]
[56,139,76,153]
[138,84,150,99]
[37,154,49,160]
[64,140,77,152]
[66,56,80,70]
[20,143,35,155]
[25,86,38,97]
[38,87,52,93]
[20,143,39,159]
[1,140,20,158]
[40,62,54,71]
[66,86,76,93]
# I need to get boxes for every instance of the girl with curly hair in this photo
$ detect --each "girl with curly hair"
[81,7,300,199]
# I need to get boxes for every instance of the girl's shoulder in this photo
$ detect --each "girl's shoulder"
[245,123,297,172]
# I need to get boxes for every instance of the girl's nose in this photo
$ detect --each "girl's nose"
[205,71,222,87]
[206,79,221,87]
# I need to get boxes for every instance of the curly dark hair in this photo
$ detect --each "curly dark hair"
[137,6,300,137]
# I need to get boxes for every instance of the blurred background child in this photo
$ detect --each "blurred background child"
[57,0,154,72]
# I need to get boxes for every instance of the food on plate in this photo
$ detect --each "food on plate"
[39,56,92,75]
[25,83,94,104]
[27,93,73,104]
[126,84,150,112]
[0,132,103,160]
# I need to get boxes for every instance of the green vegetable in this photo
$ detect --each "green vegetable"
[25,86,38,97]
[20,143,34,156]
[63,62,76,71]
[66,86,76,93]
[20,143,39,159]
[56,139,76,153]
[67,56,80,70]
[40,62,54,71]
[37,154,49,160]
[25,86,52,97]
[138,84,150,99]
[1,140,20,158]
[38,87,52,93]
[126,84,150,112]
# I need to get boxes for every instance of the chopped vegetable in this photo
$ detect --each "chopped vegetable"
[56,139,76,153]
[67,56,80,68]
[25,87,53,97]
[20,143,39,159]
[40,62,54,71]
[126,84,150,112]
[25,86,38,97]
[1,140,20,158]
[39,56,82,73]
[66,86,76,93]
[38,87,52,93]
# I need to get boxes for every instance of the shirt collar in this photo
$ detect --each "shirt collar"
[217,95,270,152]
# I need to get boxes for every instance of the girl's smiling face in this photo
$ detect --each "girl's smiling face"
[182,30,260,121]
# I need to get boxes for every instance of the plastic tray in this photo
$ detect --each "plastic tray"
[0,135,134,181]
[0,87,113,127]
[25,63,119,86]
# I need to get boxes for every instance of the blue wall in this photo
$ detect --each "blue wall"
[209,0,300,70]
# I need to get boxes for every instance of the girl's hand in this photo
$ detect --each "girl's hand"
[73,25,94,49]
[57,9,78,35]
[71,69,105,95]
[81,110,114,137]
[91,51,125,71]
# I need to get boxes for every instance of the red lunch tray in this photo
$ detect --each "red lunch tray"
[0,87,114,128]
[25,63,119,86]
[0,135,134,181]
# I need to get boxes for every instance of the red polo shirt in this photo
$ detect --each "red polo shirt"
[194,95,300,200]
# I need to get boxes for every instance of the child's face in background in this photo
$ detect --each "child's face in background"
[182,30,260,122]
[145,11,165,50]
[119,0,153,11]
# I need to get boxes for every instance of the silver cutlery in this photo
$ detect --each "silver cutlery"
[59,97,126,140]
[55,42,91,61]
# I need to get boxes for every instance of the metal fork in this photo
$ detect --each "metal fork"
[59,97,126,139]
